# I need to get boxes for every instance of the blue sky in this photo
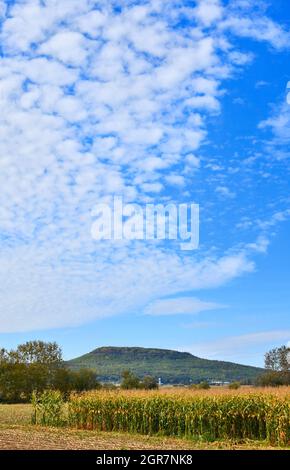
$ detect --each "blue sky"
[0,0,289,366]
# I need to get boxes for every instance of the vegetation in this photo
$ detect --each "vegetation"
[257,371,290,387]
[196,381,210,390]
[228,381,241,390]
[121,370,158,390]
[257,344,290,386]
[31,388,290,446]
[264,345,290,372]
[67,346,263,384]
[2,403,288,450]
[0,341,100,402]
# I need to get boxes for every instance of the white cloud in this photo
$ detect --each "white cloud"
[215,186,236,198]
[259,103,290,145]
[165,174,185,187]
[221,13,290,49]
[0,0,288,332]
[144,297,225,316]
[186,330,290,362]
[246,236,269,254]
[38,32,88,66]
[194,0,224,27]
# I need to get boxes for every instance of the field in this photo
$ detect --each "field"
[0,387,290,450]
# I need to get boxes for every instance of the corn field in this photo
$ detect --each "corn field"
[66,390,290,445]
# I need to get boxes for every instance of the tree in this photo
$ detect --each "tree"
[257,370,290,387]
[71,369,100,392]
[10,341,62,365]
[0,362,49,402]
[259,344,290,387]
[121,370,140,389]
[142,375,158,390]
[264,345,290,372]
[0,341,100,402]
[52,367,100,397]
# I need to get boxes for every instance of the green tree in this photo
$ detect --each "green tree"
[0,341,101,402]
[257,370,290,387]
[52,368,100,397]
[71,369,100,392]
[11,341,62,365]
[264,345,290,372]
[141,375,158,390]
[228,381,241,390]
[121,370,140,389]
[197,381,210,390]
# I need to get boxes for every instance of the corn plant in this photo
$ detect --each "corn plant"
[67,391,290,445]
[31,390,65,426]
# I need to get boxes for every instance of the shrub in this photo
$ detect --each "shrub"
[196,381,210,390]
[142,376,158,390]
[257,371,290,387]
[228,381,241,390]
[120,370,141,389]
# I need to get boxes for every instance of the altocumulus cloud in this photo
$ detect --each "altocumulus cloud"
[0,0,289,332]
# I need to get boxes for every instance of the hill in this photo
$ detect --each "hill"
[67,346,263,384]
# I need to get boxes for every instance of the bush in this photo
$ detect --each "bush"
[196,381,210,390]
[0,363,101,402]
[142,376,158,390]
[121,370,141,389]
[256,371,290,387]
[228,381,241,390]
[0,363,49,403]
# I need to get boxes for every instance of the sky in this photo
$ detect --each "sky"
[0,0,289,367]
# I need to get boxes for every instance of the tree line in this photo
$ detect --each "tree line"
[1,340,289,402]
[0,341,100,402]
[0,340,158,402]
[258,344,290,386]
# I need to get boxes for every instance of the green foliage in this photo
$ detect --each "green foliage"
[191,381,210,390]
[256,371,290,387]
[121,370,141,389]
[142,375,158,390]
[120,371,159,390]
[31,390,65,426]
[68,392,290,446]
[71,369,101,392]
[1,341,62,365]
[67,346,262,384]
[264,345,290,372]
[228,381,241,390]
[0,363,50,402]
[0,341,100,402]
[196,381,210,390]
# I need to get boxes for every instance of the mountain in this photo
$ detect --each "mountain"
[67,346,263,384]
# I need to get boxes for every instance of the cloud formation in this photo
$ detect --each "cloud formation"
[144,296,225,316]
[0,1,289,332]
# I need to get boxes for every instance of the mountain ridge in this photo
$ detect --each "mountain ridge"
[67,346,263,384]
